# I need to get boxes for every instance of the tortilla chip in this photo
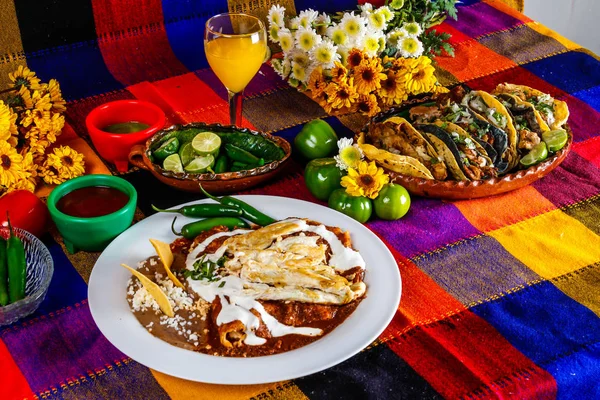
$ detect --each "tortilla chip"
[122,263,174,317]
[149,239,184,289]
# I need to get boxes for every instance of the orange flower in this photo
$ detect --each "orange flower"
[380,70,407,105]
[325,79,359,110]
[347,49,365,68]
[356,94,381,117]
[307,67,327,97]
[353,58,386,95]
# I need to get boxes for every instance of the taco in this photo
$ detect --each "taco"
[416,122,498,181]
[461,90,519,170]
[494,92,549,152]
[357,132,435,180]
[492,83,569,130]
[410,102,509,173]
[365,116,448,180]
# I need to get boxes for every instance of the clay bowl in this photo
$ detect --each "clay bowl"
[128,123,291,194]
[361,107,572,200]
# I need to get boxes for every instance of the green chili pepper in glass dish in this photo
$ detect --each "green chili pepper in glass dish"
[6,214,26,303]
[0,238,9,306]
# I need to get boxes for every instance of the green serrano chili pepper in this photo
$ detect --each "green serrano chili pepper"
[171,216,249,239]
[0,238,8,306]
[6,215,26,303]
[199,184,276,226]
[214,155,229,174]
[225,144,261,165]
[151,203,242,218]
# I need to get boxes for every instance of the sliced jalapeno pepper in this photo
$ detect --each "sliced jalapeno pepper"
[171,216,249,239]
[151,204,242,218]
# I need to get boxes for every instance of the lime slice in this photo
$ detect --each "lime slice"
[184,155,215,173]
[191,132,221,156]
[153,137,179,160]
[163,153,184,173]
[178,142,195,167]
[542,129,568,152]
[520,142,548,167]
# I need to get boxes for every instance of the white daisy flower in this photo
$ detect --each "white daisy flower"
[314,13,331,36]
[289,49,311,67]
[337,46,350,66]
[340,13,367,38]
[289,16,301,30]
[358,31,383,57]
[399,36,424,58]
[311,39,340,69]
[268,5,286,27]
[327,23,349,47]
[359,3,373,17]
[377,6,394,22]
[378,34,387,52]
[403,22,423,37]
[367,12,387,31]
[298,9,319,28]
[278,28,295,53]
[295,26,321,52]
[269,24,281,43]
[271,57,291,79]
[291,61,312,83]
[387,28,409,47]
[334,138,363,170]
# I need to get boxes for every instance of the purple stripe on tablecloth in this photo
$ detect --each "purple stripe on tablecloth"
[563,94,600,143]
[413,235,540,306]
[1,303,126,393]
[533,151,600,207]
[445,2,522,39]
[195,63,287,101]
[368,198,481,259]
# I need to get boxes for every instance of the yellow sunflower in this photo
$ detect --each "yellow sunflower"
[356,94,381,117]
[0,141,25,187]
[9,66,42,90]
[8,153,37,193]
[405,57,436,95]
[24,127,50,156]
[0,102,12,142]
[353,58,386,95]
[325,78,359,110]
[380,70,408,105]
[40,164,62,185]
[307,67,327,97]
[50,112,65,135]
[341,160,389,199]
[18,85,34,109]
[45,146,85,179]
[347,49,365,68]
[330,61,348,84]
[46,79,66,112]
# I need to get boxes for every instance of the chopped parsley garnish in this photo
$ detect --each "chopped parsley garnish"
[218,281,226,288]
[184,255,222,282]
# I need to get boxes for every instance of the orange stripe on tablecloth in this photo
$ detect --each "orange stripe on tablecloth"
[141,73,256,129]
[35,122,111,198]
[150,370,284,400]
[453,185,557,232]
[0,339,35,400]
[435,39,517,82]
[483,0,533,22]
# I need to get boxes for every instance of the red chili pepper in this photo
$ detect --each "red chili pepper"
[0,190,49,238]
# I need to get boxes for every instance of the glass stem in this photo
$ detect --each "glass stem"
[228,90,243,127]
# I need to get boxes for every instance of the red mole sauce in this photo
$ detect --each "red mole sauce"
[57,186,129,218]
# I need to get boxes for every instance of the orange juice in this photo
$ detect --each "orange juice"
[205,36,266,93]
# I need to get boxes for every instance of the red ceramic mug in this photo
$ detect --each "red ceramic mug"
[86,100,166,172]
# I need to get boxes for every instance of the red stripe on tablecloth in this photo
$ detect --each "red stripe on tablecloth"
[0,340,35,400]
[378,243,557,398]
[127,81,186,126]
[92,0,188,85]
[144,72,256,129]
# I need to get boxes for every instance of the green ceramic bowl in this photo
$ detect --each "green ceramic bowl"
[47,175,137,253]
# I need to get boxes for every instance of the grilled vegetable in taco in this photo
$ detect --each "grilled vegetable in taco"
[416,122,498,181]
[495,93,549,152]
[366,117,448,180]
[492,83,569,130]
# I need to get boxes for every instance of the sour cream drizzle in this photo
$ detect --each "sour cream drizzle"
[184,219,366,346]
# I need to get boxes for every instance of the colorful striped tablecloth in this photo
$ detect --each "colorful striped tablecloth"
[2,0,600,398]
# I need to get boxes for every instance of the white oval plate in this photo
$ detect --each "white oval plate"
[88,195,401,385]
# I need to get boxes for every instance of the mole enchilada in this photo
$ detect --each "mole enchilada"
[126,218,367,357]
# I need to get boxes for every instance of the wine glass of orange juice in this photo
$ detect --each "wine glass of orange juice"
[205,13,267,127]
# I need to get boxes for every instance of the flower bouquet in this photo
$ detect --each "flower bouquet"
[267,1,457,117]
[0,66,85,196]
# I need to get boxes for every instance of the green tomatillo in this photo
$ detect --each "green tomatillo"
[304,158,344,201]
[373,183,411,220]
[294,119,338,160]
[328,189,372,223]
